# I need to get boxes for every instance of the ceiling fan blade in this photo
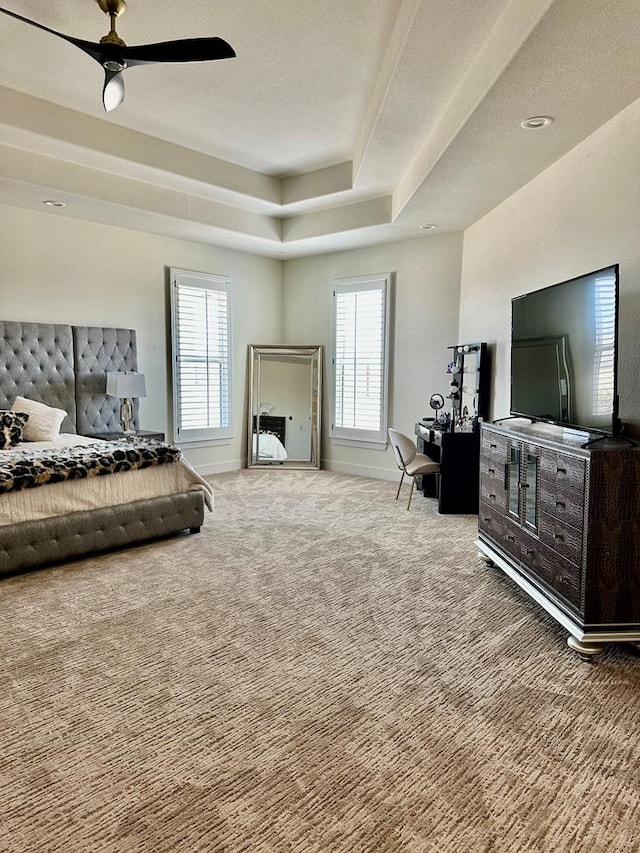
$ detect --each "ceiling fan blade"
[120,37,236,66]
[0,9,234,64]
[0,6,105,64]
[103,68,125,112]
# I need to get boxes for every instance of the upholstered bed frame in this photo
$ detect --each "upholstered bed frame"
[0,321,204,576]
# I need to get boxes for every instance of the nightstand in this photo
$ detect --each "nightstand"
[86,430,166,442]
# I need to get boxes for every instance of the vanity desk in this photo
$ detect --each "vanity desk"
[415,422,481,514]
[415,341,489,514]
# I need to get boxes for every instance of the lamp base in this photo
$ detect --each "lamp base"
[120,397,134,433]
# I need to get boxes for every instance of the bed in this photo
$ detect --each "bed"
[252,431,288,461]
[0,320,212,577]
[252,415,288,462]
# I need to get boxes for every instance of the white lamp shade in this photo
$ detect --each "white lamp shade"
[106,371,147,399]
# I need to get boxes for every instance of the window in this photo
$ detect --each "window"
[170,268,232,444]
[331,273,392,446]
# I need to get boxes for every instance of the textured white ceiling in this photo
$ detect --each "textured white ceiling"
[1,0,640,257]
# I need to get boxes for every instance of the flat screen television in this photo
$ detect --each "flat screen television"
[510,264,619,436]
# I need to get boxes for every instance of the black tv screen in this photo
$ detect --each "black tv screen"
[510,264,619,436]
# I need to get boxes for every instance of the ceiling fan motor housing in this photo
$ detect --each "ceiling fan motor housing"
[97,0,127,17]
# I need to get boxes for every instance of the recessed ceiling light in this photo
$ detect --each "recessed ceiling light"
[420,224,438,230]
[43,199,66,207]
[520,116,553,130]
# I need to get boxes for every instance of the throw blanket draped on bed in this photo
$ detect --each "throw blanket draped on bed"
[0,439,181,494]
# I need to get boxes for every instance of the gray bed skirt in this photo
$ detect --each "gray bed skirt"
[0,491,205,577]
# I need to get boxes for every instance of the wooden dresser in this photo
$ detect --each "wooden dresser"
[476,419,640,659]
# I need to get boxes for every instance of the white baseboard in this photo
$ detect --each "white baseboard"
[322,459,398,482]
[195,459,243,477]
[191,458,398,482]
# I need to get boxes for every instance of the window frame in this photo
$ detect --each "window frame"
[330,272,392,447]
[170,267,233,446]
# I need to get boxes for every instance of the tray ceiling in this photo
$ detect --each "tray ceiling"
[1,0,639,257]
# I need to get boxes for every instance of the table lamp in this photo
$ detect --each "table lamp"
[106,371,147,433]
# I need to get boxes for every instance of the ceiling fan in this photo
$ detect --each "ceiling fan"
[0,0,236,112]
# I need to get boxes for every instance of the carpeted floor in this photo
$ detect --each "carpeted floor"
[1,470,639,852]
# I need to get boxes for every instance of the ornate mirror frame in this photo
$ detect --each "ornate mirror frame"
[247,345,322,470]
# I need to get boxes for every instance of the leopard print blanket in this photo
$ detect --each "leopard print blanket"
[0,438,181,494]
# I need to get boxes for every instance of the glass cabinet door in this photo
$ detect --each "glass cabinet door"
[507,445,520,517]
[506,443,538,528]
[523,450,538,529]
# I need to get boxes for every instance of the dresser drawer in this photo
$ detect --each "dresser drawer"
[519,533,582,609]
[540,486,585,529]
[539,511,583,565]
[481,430,510,463]
[480,476,508,513]
[479,502,506,541]
[540,451,585,524]
[479,503,521,562]
[480,451,506,482]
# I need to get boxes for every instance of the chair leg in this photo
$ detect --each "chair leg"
[395,470,405,500]
[407,477,415,510]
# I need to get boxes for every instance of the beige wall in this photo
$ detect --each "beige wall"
[459,95,640,436]
[0,206,283,472]
[282,233,464,478]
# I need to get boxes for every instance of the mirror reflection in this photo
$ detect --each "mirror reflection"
[248,345,322,469]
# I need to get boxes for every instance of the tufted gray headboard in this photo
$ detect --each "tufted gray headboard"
[73,326,139,435]
[0,321,77,433]
[0,321,140,436]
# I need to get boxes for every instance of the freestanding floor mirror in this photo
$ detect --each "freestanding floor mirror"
[248,345,322,469]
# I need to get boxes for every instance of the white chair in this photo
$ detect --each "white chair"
[388,428,440,510]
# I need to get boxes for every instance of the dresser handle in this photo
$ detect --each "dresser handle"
[526,549,534,556]
[554,533,564,541]
[488,468,495,474]
[482,517,491,524]
[556,467,566,474]
[489,493,496,500]
[506,534,515,542]
[490,442,497,449]
[555,500,565,508]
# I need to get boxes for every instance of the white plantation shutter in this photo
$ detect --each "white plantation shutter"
[170,268,232,443]
[331,274,391,445]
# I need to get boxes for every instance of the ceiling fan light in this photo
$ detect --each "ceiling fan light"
[103,72,125,111]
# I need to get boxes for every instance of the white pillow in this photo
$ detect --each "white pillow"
[11,396,67,442]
